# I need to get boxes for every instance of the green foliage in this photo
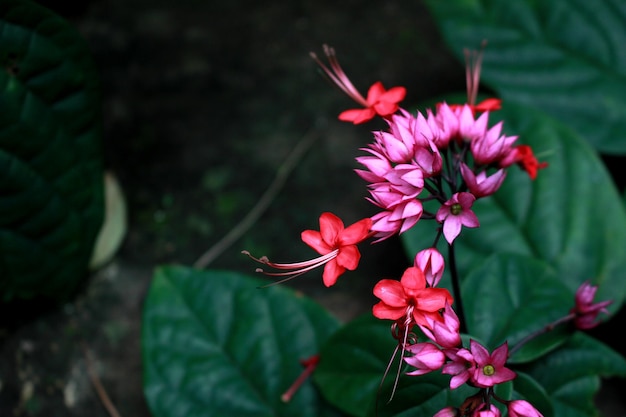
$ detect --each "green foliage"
[425,0,626,154]
[0,0,104,300]
[142,266,344,417]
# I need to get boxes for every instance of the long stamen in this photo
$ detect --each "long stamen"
[310,44,368,106]
[464,40,488,107]
[242,250,339,286]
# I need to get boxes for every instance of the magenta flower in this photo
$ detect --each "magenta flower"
[372,266,453,328]
[433,407,457,417]
[436,192,480,244]
[470,340,516,388]
[508,400,544,417]
[570,280,612,329]
[474,403,502,417]
[419,302,461,349]
[414,247,445,287]
[442,347,475,389]
[460,163,507,198]
[469,120,518,166]
[404,342,446,376]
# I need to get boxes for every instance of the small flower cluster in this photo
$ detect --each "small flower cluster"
[244,43,612,416]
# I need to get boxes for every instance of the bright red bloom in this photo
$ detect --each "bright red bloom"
[310,45,405,124]
[372,266,453,328]
[338,81,406,124]
[243,212,372,287]
[501,145,548,180]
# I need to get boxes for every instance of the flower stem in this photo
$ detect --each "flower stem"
[509,313,575,357]
[448,241,467,334]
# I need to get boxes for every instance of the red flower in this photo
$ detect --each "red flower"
[502,145,548,180]
[338,81,406,124]
[311,45,405,124]
[372,266,453,328]
[243,212,372,287]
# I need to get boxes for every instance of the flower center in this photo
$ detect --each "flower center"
[482,364,495,376]
[451,203,462,215]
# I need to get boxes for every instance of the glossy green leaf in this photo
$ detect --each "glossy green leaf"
[513,372,554,417]
[523,332,626,417]
[462,253,572,363]
[0,0,104,300]
[425,0,626,153]
[402,102,626,314]
[142,266,343,417]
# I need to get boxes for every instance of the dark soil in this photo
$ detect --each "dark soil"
[1,0,625,416]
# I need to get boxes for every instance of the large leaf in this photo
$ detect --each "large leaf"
[425,0,626,153]
[0,0,104,300]
[142,266,343,417]
[523,332,626,417]
[462,253,572,364]
[402,102,626,314]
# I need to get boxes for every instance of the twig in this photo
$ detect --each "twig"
[193,128,319,269]
[82,342,123,417]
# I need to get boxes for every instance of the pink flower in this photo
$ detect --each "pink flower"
[243,212,372,287]
[508,400,544,417]
[434,103,490,147]
[460,163,506,198]
[473,403,501,417]
[469,120,518,166]
[570,280,612,329]
[436,192,480,244]
[372,266,453,328]
[442,347,475,389]
[419,302,461,349]
[470,340,516,388]
[310,45,405,124]
[414,248,445,287]
[433,407,457,417]
[404,342,446,376]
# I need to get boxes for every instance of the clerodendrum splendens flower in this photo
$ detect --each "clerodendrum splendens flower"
[310,44,406,124]
[435,192,480,244]
[570,280,612,329]
[372,266,453,328]
[243,212,372,287]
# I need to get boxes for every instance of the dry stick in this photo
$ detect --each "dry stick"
[82,342,123,417]
[193,128,319,269]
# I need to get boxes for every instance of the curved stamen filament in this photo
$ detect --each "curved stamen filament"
[242,250,339,285]
[310,44,368,107]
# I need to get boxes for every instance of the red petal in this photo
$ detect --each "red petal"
[338,108,376,124]
[365,81,385,103]
[372,302,406,320]
[473,98,502,112]
[399,267,426,291]
[379,86,406,103]
[318,212,344,246]
[415,288,453,312]
[322,260,345,287]
[338,217,372,245]
[373,279,407,307]
[372,101,398,116]
[301,230,332,254]
[336,245,360,270]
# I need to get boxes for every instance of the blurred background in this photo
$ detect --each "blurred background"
[1,0,624,416]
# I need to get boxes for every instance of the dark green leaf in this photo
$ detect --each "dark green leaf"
[462,253,572,363]
[523,332,626,416]
[142,266,343,417]
[425,0,626,153]
[0,0,104,300]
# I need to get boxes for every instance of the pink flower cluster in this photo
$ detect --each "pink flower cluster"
[355,103,539,243]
